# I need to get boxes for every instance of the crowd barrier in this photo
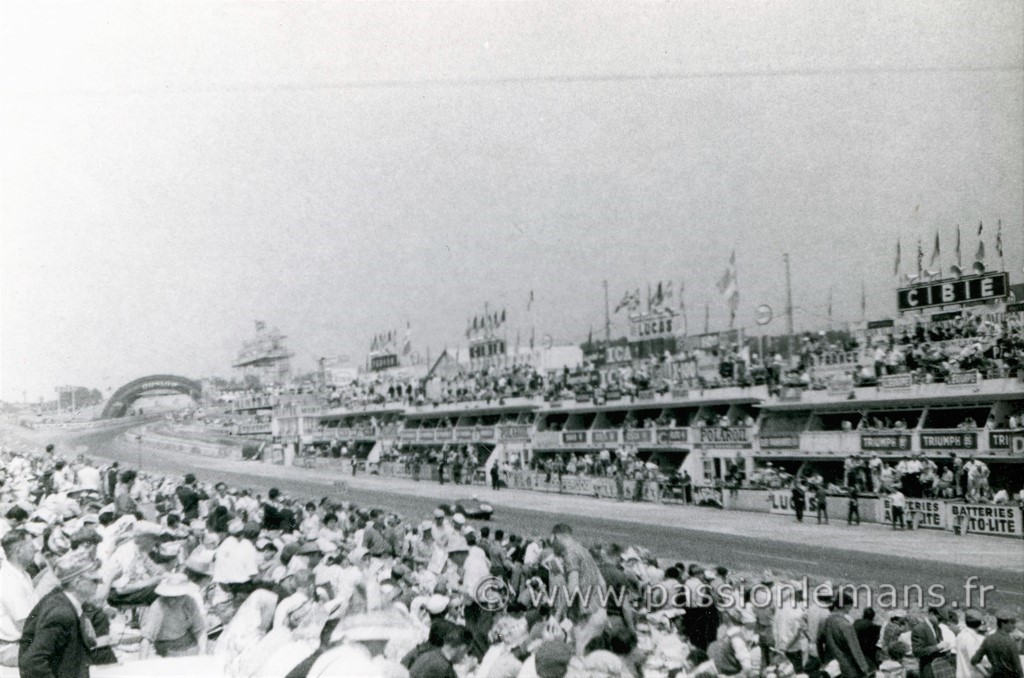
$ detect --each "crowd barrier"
[347,461,1022,539]
[128,432,242,461]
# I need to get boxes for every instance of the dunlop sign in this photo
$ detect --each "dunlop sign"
[897,272,1008,311]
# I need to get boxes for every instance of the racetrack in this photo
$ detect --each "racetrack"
[52,424,1024,610]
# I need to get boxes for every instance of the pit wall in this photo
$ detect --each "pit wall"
[343,461,1022,539]
[127,431,242,460]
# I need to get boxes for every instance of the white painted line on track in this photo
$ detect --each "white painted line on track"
[733,550,820,566]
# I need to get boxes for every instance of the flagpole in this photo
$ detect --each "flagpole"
[603,280,611,348]
[784,253,794,364]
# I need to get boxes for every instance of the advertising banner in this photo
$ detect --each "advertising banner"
[768,490,819,515]
[880,497,945,529]
[919,431,977,450]
[499,425,530,441]
[947,503,1022,537]
[592,430,619,444]
[987,431,1024,455]
[562,431,587,445]
[879,374,914,390]
[759,435,800,449]
[897,272,1008,311]
[945,371,980,387]
[698,427,751,447]
[861,434,912,452]
[628,311,676,341]
[656,428,689,444]
[605,345,633,365]
[624,429,653,443]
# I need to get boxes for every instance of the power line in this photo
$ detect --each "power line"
[11,63,1021,97]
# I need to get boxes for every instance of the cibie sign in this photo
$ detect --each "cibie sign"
[897,272,1008,311]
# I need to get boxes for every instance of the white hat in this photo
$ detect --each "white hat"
[155,573,192,597]
[227,519,244,535]
[425,594,450,615]
[452,513,466,525]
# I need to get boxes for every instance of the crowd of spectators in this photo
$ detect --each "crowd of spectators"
[2,435,1022,678]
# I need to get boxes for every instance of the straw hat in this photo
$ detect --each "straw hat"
[155,573,192,597]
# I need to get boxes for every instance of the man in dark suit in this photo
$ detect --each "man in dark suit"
[911,607,955,678]
[853,607,880,670]
[818,592,872,678]
[19,552,104,678]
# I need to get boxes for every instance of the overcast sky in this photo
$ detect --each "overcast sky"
[1,1,1022,401]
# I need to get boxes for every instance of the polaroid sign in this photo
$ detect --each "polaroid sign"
[897,272,1008,312]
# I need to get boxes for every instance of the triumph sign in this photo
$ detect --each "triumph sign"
[897,272,1008,311]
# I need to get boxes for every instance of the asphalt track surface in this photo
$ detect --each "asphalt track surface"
[65,424,1024,610]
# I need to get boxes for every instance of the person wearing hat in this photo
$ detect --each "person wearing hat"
[139,573,206,659]
[955,610,987,678]
[18,552,103,678]
[213,518,259,597]
[0,529,39,667]
[971,609,1022,678]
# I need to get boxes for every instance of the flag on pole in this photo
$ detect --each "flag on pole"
[916,238,923,274]
[930,231,940,267]
[678,280,685,311]
[861,281,866,318]
[894,238,901,276]
[629,288,641,312]
[402,322,412,355]
[716,250,739,326]
[500,309,506,324]
[527,290,534,311]
[955,226,962,267]
[704,303,710,334]
[664,280,674,305]
[996,219,1003,258]
[976,221,985,262]
[827,287,833,321]
[614,290,632,314]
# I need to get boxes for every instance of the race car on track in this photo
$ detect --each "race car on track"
[438,497,494,520]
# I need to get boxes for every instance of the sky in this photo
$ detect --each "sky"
[1,1,1022,401]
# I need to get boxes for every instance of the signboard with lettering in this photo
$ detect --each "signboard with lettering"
[628,311,676,341]
[369,354,399,371]
[499,425,531,441]
[574,392,591,403]
[947,503,1022,537]
[670,387,690,400]
[929,311,962,322]
[861,434,912,451]
[400,430,418,441]
[434,429,453,441]
[418,430,434,442]
[605,389,623,401]
[759,435,800,449]
[469,339,507,359]
[769,490,819,515]
[881,498,945,529]
[827,377,856,397]
[945,371,979,387]
[562,431,588,445]
[456,428,474,441]
[592,430,619,444]
[637,390,655,401]
[605,345,633,365]
[879,374,913,390]
[919,431,977,450]
[624,429,652,443]
[698,427,751,447]
[656,428,688,444]
[897,272,1008,311]
[811,351,865,379]
[867,319,895,329]
[778,386,804,402]
[477,427,495,440]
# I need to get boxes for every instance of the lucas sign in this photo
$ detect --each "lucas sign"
[897,272,1008,311]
